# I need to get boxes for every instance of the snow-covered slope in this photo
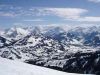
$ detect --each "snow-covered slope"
[0,57,89,75]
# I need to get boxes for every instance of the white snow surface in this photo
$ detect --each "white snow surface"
[0,57,92,75]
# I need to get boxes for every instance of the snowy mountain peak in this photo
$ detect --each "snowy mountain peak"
[6,27,29,36]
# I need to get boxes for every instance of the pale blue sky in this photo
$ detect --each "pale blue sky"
[0,0,100,28]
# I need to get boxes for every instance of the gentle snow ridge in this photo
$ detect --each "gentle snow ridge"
[0,57,92,75]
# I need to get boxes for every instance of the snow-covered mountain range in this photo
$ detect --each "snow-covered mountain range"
[0,25,100,74]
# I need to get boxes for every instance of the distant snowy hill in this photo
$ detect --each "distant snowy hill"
[0,25,100,74]
[0,57,88,75]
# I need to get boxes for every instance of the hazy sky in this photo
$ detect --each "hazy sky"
[0,0,100,28]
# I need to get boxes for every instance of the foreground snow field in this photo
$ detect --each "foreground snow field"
[0,57,92,75]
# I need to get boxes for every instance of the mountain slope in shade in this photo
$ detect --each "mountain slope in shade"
[0,57,89,75]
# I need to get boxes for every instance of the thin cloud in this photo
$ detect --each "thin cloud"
[30,8,88,19]
[0,5,23,17]
[77,16,100,22]
[0,12,17,17]
[1,5,100,23]
[0,5,88,19]
[44,8,87,19]
[23,19,45,22]
[88,0,100,3]
[64,16,100,22]
[0,5,27,17]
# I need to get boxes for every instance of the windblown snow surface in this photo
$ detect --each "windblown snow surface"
[0,57,92,75]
